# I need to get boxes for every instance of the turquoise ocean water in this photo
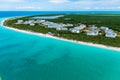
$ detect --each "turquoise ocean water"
[0,11,120,80]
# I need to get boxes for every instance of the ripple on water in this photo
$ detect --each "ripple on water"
[0,19,120,80]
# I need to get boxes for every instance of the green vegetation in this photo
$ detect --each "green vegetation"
[4,14,120,47]
[0,76,2,80]
[48,14,120,31]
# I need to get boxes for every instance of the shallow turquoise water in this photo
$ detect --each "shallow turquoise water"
[0,13,120,80]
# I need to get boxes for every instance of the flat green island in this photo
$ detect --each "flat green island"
[4,14,120,47]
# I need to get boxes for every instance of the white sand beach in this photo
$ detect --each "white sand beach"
[2,18,120,52]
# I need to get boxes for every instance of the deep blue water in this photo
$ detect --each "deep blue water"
[1,11,120,18]
[0,11,120,80]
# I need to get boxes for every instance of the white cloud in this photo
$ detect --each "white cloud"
[49,0,69,3]
[16,6,41,9]
[116,6,120,9]
[0,0,24,2]
[0,0,120,10]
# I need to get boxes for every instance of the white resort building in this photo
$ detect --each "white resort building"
[56,27,68,31]
[15,19,118,38]
[105,29,117,38]
[16,20,23,24]
[87,26,99,36]
[30,23,35,26]
[100,26,117,38]
[69,28,80,33]
[100,26,109,31]
[69,24,86,33]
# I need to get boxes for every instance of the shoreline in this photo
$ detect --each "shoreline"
[2,18,120,52]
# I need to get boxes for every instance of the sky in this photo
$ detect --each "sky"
[0,0,120,11]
